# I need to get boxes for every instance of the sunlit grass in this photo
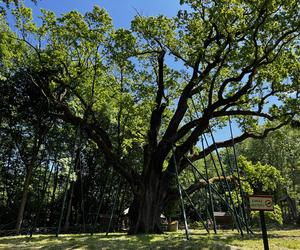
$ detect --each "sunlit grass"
[0,229,299,249]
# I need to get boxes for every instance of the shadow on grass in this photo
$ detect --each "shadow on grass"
[198,228,300,249]
[0,232,236,250]
[2,229,299,249]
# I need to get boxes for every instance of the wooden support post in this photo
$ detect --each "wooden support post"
[260,211,269,250]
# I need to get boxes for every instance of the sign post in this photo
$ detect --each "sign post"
[249,195,274,250]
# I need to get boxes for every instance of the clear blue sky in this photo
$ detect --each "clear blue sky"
[26,0,181,28]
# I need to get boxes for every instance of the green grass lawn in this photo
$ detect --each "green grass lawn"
[0,229,299,249]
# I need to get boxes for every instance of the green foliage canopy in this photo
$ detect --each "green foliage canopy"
[0,2,299,227]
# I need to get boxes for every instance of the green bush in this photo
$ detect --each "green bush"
[250,205,283,226]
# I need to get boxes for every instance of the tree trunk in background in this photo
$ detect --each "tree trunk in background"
[15,164,34,234]
[14,126,46,234]
[48,163,59,225]
[63,182,74,232]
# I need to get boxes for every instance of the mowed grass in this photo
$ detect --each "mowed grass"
[0,229,299,249]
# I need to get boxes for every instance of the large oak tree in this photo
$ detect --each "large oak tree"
[1,0,299,233]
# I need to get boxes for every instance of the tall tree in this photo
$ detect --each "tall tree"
[1,0,299,234]
[0,65,53,233]
[237,126,300,198]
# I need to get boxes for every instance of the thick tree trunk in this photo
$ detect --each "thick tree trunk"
[128,194,163,234]
[128,162,167,234]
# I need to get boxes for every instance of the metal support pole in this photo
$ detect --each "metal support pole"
[190,98,236,232]
[201,136,217,234]
[202,133,241,234]
[181,185,209,233]
[184,155,254,234]
[172,147,189,240]
[106,180,121,236]
[208,127,244,236]
[30,163,54,238]
[91,171,112,236]
[229,116,250,233]
[56,165,72,237]
[56,127,81,237]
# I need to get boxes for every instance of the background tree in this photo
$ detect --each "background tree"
[237,156,285,226]
[236,126,300,201]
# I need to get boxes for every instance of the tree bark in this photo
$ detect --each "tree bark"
[128,162,165,234]
[48,162,59,224]
[63,182,74,232]
[128,194,162,234]
[15,164,34,234]
[13,121,48,234]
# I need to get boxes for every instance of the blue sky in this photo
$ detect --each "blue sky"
[26,0,181,28]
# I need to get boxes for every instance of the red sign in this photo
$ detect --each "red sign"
[249,195,274,211]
